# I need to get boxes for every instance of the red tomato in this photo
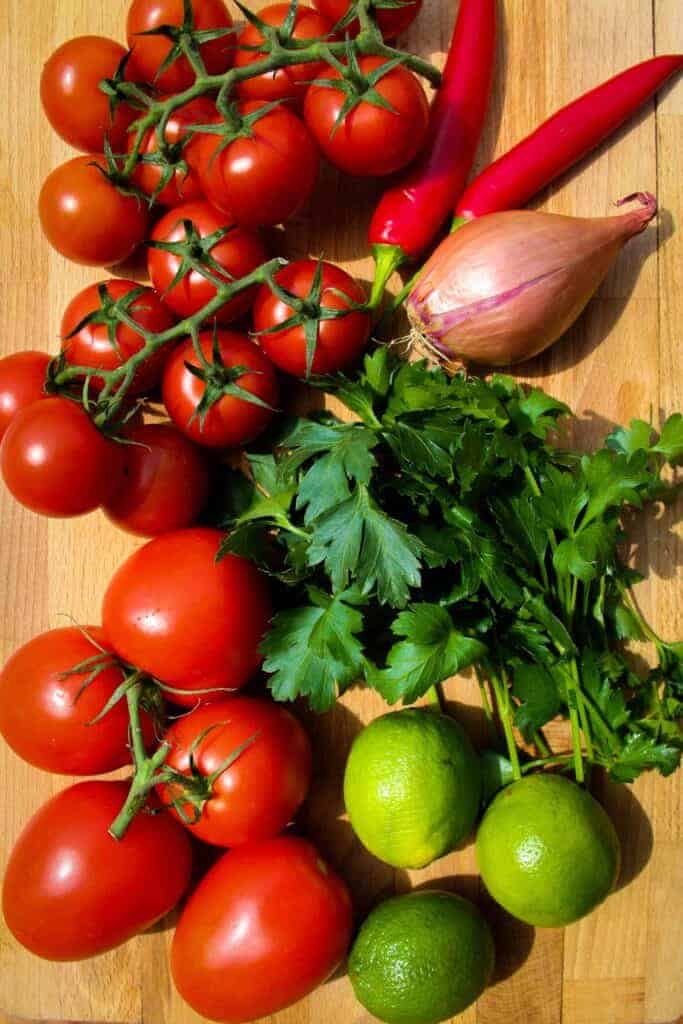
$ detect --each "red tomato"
[192,102,319,227]
[0,351,51,440]
[303,56,429,176]
[148,200,267,324]
[312,0,422,38]
[103,422,210,536]
[60,279,177,395]
[1,397,125,517]
[253,259,370,376]
[40,36,138,153]
[0,626,155,775]
[158,697,312,846]
[102,527,272,704]
[39,156,149,267]
[162,331,278,448]
[2,781,192,961]
[172,836,353,1021]
[130,96,216,206]
[127,0,234,93]
[234,4,334,104]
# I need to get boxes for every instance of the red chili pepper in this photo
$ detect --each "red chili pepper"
[455,54,683,222]
[368,0,496,308]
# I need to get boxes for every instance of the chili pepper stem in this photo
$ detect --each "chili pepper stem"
[369,243,408,312]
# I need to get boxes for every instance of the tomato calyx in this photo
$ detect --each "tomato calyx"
[310,44,408,132]
[190,98,288,155]
[160,723,260,825]
[148,217,241,293]
[185,325,279,428]
[97,49,149,123]
[253,258,369,377]
[232,0,332,60]
[330,0,416,37]
[131,0,236,85]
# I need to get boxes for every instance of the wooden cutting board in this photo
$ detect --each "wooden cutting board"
[1,0,681,1022]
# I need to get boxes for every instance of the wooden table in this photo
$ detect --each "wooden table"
[1,0,681,1022]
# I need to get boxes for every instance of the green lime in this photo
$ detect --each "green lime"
[349,890,494,1024]
[344,708,481,869]
[476,773,621,927]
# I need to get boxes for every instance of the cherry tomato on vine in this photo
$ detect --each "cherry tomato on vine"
[102,527,272,704]
[2,780,192,961]
[157,697,312,846]
[127,0,234,94]
[40,36,138,153]
[172,836,353,1021]
[253,258,370,376]
[0,351,51,440]
[60,279,177,395]
[234,3,334,104]
[0,626,155,775]
[192,101,319,227]
[129,96,216,206]
[162,330,279,448]
[104,422,210,536]
[303,55,429,176]
[312,0,422,39]
[39,156,149,267]
[1,397,125,517]
[148,200,267,324]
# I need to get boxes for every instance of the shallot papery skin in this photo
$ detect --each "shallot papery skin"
[406,193,657,367]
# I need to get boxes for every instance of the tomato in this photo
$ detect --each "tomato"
[40,36,138,153]
[253,259,370,376]
[39,156,149,267]
[127,0,233,93]
[102,527,271,704]
[162,331,279,448]
[2,781,192,961]
[103,422,210,536]
[234,4,334,104]
[192,102,319,227]
[0,351,50,440]
[158,697,312,846]
[148,200,267,324]
[303,56,429,176]
[60,279,177,395]
[172,836,352,1021]
[130,96,215,206]
[0,627,155,775]
[1,397,125,517]
[312,0,422,38]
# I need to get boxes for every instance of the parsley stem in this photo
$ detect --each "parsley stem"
[424,684,444,711]
[570,658,594,762]
[487,668,521,782]
[533,729,551,757]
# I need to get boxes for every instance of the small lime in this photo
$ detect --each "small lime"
[476,773,621,927]
[344,708,481,869]
[349,889,494,1024]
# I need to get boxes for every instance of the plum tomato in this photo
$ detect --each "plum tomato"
[162,330,279,448]
[303,55,429,176]
[2,780,192,961]
[234,4,334,104]
[102,527,272,704]
[0,397,125,517]
[127,0,234,93]
[0,351,51,440]
[192,101,319,227]
[60,279,177,394]
[157,697,312,846]
[253,258,370,376]
[39,156,149,267]
[0,626,155,775]
[104,422,210,536]
[148,200,267,324]
[171,835,353,1021]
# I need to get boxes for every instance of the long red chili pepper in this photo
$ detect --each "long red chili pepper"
[454,54,683,222]
[367,0,496,308]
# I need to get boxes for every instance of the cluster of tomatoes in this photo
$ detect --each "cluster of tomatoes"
[0,526,353,1020]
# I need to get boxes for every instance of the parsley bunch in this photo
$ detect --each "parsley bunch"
[217,349,683,785]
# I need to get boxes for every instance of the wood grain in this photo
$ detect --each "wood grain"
[1,1,682,1023]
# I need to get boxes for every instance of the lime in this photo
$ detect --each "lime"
[349,890,494,1024]
[344,708,481,869]
[476,773,621,927]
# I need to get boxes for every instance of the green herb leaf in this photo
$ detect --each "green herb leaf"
[653,413,683,464]
[511,662,561,740]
